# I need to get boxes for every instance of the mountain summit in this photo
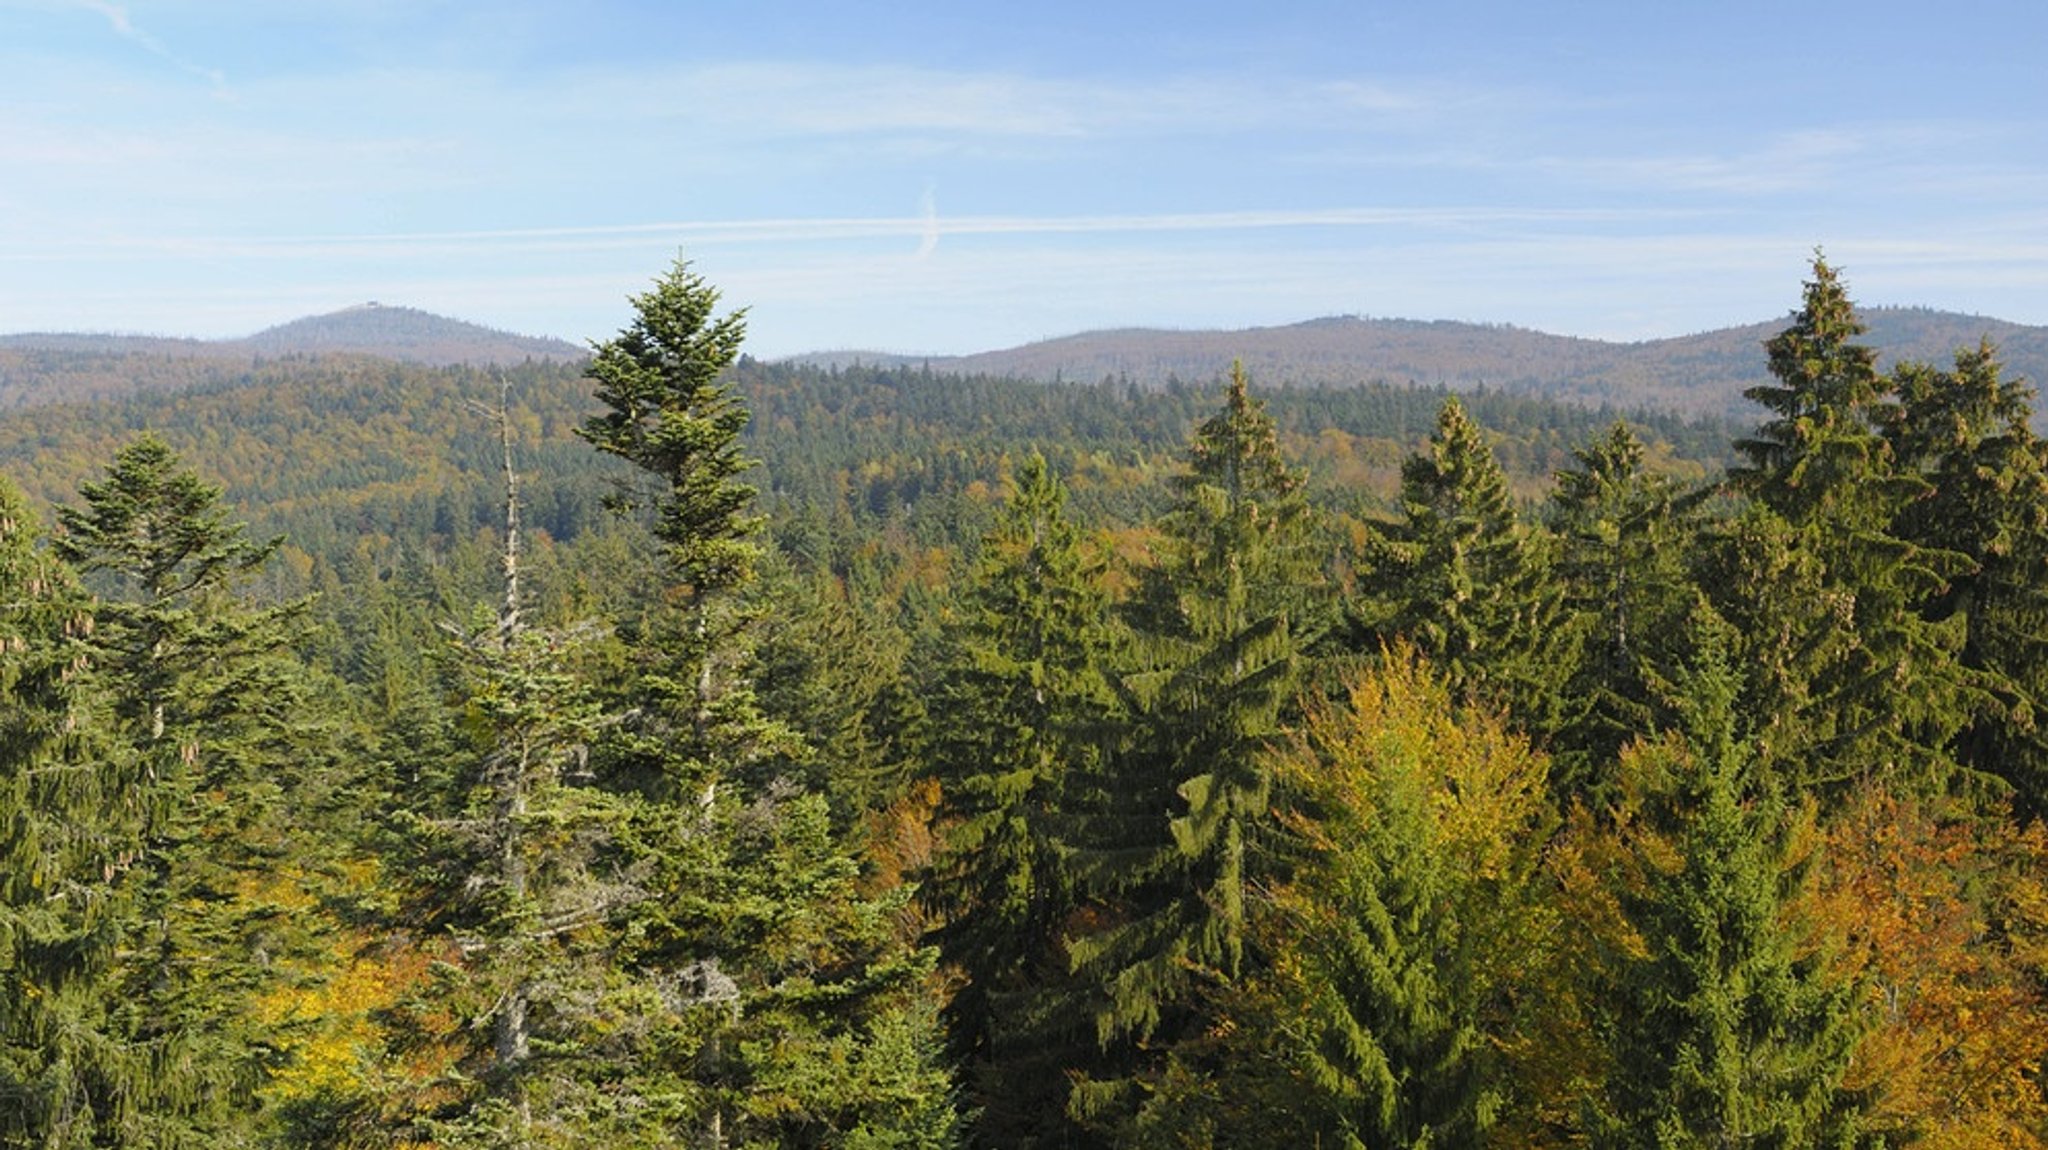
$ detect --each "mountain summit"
[0,304,585,368]
[238,303,585,365]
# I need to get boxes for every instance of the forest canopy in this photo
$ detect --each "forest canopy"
[3,256,2046,1148]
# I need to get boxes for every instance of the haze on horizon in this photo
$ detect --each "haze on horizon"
[4,0,2046,359]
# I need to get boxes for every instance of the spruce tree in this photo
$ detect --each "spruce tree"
[52,435,312,1145]
[1351,397,1569,735]
[1257,652,1553,1149]
[1716,258,1984,794]
[1547,422,1697,800]
[0,478,147,1148]
[923,452,1116,1146]
[1589,621,1868,1148]
[1886,341,2048,815]
[1068,363,1319,1133]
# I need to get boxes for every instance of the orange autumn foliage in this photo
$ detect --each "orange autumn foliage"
[1819,790,2048,1148]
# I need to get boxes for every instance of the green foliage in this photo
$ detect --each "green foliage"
[11,256,2048,1150]
[0,479,148,1148]
[921,452,1117,1146]
[580,258,760,602]
[1587,629,1869,1149]
[50,435,321,1146]
[1713,258,1989,795]
[1887,341,2048,815]
[1258,652,1553,1149]
[1547,422,1700,801]
[529,257,963,1146]
[1351,397,1571,734]
[1065,365,1321,1136]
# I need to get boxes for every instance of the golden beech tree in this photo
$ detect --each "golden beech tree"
[1818,790,2048,1148]
[1181,649,1557,1148]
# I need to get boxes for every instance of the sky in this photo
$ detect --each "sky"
[4,1,2048,358]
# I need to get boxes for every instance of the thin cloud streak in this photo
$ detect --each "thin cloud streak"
[67,0,228,92]
[1,205,1714,262]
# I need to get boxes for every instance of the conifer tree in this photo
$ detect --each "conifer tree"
[1068,363,1319,1133]
[923,452,1116,1146]
[577,257,770,797]
[1352,397,1569,735]
[566,258,961,1147]
[384,388,650,1146]
[1547,422,1697,800]
[1886,341,2048,815]
[1716,258,1985,793]
[1588,622,1868,1148]
[1253,651,1553,1149]
[52,435,312,1145]
[0,478,147,1148]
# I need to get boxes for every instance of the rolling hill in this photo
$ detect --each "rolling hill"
[0,304,587,410]
[9,302,2047,421]
[790,308,2048,419]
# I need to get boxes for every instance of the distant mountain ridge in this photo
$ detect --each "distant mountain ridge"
[9,303,2048,420]
[788,307,2048,419]
[1,303,585,368]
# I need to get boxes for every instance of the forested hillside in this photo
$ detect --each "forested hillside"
[0,345,1732,615]
[791,306,2048,420]
[0,303,582,381]
[3,258,2046,1148]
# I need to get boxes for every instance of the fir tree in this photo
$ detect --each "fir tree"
[389,388,648,1146]
[570,259,961,1147]
[577,257,771,799]
[52,435,312,1146]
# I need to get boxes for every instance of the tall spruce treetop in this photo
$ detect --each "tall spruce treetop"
[1547,423,1696,799]
[562,260,961,1147]
[1067,365,1320,1135]
[1887,342,2048,814]
[924,452,1116,1146]
[1353,397,1567,732]
[1715,258,1985,793]
[1135,359,1319,646]
[1732,256,1890,516]
[579,257,761,603]
[54,432,279,604]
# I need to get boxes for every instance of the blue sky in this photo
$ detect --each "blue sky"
[4,1,2047,357]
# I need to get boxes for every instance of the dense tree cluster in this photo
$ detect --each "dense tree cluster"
[3,257,2047,1147]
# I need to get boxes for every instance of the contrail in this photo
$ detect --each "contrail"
[916,187,940,260]
[4,205,1715,263]
[71,0,228,92]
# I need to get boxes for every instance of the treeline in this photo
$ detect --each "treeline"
[0,342,1732,604]
[3,258,2046,1148]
